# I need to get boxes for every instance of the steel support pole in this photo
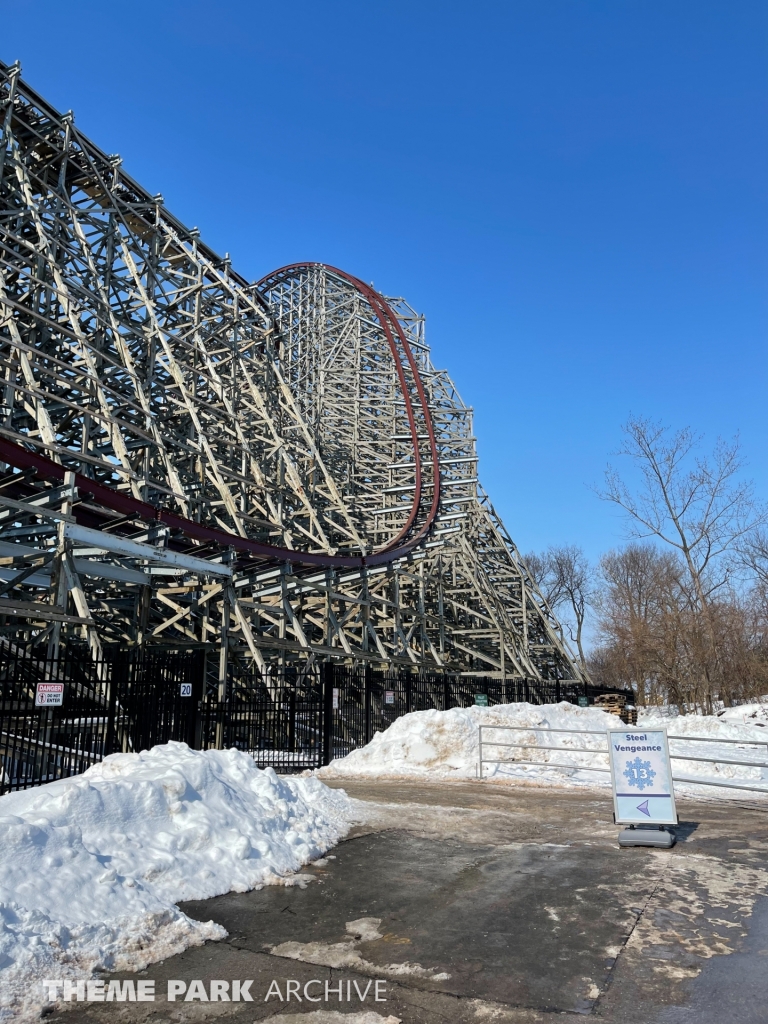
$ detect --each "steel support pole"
[364,663,372,744]
[321,662,335,767]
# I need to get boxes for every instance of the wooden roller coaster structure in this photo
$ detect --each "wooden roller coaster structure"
[0,60,585,691]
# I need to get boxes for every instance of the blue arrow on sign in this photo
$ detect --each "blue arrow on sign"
[637,800,650,817]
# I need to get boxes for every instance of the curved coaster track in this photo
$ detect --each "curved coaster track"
[0,60,583,686]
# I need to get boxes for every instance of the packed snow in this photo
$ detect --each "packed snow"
[0,742,352,1022]
[319,701,768,798]
[716,702,768,727]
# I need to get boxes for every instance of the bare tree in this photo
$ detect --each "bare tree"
[525,545,594,672]
[739,528,768,593]
[598,417,765,707]
[523,551,551,600]
[593,567,768,712]
[600,417,763,606]
[592,544,682,705]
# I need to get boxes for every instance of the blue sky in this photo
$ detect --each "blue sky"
[3,0,767,567]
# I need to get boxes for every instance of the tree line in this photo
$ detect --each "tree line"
[526,417,768,712]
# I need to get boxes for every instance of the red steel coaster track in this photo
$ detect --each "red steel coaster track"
[0,265,440,570]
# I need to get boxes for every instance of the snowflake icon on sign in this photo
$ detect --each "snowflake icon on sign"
[623,757,656,791]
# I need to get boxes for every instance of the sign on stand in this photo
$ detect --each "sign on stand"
[35,682,64,707]
[608,728,677,826]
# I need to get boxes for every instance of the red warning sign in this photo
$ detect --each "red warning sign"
[35,682,64,707]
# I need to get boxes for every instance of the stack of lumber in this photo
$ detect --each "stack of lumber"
[593,692,637,724]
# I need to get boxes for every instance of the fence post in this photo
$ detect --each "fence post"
[444,674,450,711]
[187,649,205,749]
[104,651,119,757]
[364,663,372,744]
[556,677,561,703]
[288,689,296,753]
[321,662,335,766]
[404,670,412,715]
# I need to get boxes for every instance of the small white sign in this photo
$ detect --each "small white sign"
[608,728,677,825]
[179,683,192,697]
[332,687,339,709]
[384,690,395,705]
[35,682,64,707]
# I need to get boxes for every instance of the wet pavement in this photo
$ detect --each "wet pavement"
[56,778,768,1024]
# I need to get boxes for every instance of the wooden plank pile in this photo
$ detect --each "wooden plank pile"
[593,693,638,725]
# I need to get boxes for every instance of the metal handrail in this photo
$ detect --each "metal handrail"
[477,723,768,795]
[479,737,768,768]
[479,723,768,748]
[488,759,611,773]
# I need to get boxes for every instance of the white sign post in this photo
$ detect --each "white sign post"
[608,727,677,848]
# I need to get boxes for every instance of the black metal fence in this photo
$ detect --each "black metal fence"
[0,645,205,794]
[0,643,629,794]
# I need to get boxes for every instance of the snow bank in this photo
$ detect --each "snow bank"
[638,705,768,794]
[716,703,768,727]
[320,702,621,783]
[0,742,352,1022]
[320,701,768,799]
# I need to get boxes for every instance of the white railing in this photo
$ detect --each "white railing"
[478,724,768,795]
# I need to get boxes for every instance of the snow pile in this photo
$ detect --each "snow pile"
[639,705,768,792]
[320,702,622,783]
[716,703,768,727]
[0,742,352,1022]
[320,701,768,798]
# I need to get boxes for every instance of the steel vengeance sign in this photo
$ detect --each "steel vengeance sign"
[608,728,677,825]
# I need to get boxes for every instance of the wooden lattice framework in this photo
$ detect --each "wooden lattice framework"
[0,60,584,687]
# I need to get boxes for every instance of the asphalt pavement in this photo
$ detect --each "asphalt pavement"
[55,778,768,1024]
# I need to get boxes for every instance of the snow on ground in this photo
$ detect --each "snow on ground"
[716,702,768,727]
[319,701,768,799]
[0,742,352,1023]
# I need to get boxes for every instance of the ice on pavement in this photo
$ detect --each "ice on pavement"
[320,701,768,797]
[0,742,352,1022]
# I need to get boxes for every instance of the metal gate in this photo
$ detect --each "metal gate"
[0,645,203,793]
[1,642,631,793]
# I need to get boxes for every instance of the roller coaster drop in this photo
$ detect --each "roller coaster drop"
[0,61,584,690]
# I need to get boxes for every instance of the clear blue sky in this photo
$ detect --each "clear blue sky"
[3,1,767,566]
